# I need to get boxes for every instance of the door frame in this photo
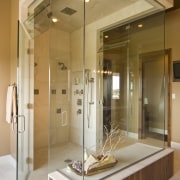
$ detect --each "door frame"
[138,49,171,145]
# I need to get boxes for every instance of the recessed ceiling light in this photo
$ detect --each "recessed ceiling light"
[137,23,143,28]
[85,0,91,2]
[104,35,109,39]
[52,17,58,23]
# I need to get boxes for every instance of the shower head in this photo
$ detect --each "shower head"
[47,12,53,18]
[58,62,67,70]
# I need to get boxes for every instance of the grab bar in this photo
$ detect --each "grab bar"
[14,115,25,133]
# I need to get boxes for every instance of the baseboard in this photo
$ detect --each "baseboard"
[121,130,138,139]
[149,127,168,135]
[127,132,138,139]
[171,141,180,149]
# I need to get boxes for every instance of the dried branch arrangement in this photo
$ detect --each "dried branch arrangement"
[70,126,124,175]
[101,126,123,156]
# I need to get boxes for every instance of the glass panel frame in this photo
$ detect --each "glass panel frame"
[17,22,33,180]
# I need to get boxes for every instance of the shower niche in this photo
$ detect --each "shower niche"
[19,0,172,179]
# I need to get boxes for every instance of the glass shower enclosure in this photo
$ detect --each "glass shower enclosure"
[18,0,167,179]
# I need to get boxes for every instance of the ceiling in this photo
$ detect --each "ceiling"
[24,0,165,37]
[26,0,139,33]
[52,0,139,28]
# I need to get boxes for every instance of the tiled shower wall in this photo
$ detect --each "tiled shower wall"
[34,25,98,168]
[34,30,49,168]
[34,27,71,168]
[49,28,71,146]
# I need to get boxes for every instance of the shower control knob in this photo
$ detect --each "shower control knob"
[77,109,82,114]
[77,99,82,105]
[80,89,83,95]
[74,89,79,95]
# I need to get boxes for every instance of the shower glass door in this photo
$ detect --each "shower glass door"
[17,22,33,179]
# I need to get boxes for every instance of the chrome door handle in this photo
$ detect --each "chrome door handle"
[15,115,25,133]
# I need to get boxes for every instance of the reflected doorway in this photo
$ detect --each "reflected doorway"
[139,50,171,143]
[102,44,129,137]
[103,59,112,132]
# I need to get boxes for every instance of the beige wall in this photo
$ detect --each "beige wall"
[0,0,11,155]
[166,8,180,143]
[34,27,71,168]
[10,0,18,159]
[0,0,18,157]
[34,31,49,168]
[49,28,70,146]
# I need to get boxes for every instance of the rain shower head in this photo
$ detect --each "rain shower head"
[58,62,67,70]
[47,12,53,18]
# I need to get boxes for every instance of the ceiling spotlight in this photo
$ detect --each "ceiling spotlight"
[104,35,109,39]
[85,0,90,2]
[52,17,58,23]
[137,23,143,28]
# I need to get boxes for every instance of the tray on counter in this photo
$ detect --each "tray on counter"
[68,160,118,176]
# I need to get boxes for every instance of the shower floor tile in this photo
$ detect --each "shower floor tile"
[0,155,16,180]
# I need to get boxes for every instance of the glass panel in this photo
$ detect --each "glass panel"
[48,0,84,178]
[17,23,32,179]
[18,0,166,180]
[32,1,50,171]
[83,6,165,180]
[129,13,166,148]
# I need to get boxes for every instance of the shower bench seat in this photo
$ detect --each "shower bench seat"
[48,148,173,180]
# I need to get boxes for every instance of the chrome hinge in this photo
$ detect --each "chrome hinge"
[26,157,33,164]
[27,48,34,55]
[27,103,33,109]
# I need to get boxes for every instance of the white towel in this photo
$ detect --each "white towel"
[6,85,17,124]
[12,86,17,124]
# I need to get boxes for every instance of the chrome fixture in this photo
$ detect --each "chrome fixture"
[58,62,67,70]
